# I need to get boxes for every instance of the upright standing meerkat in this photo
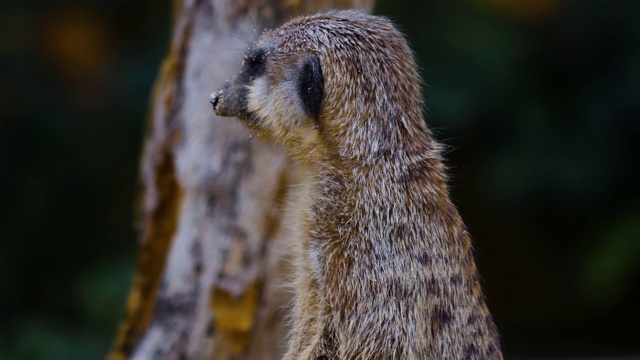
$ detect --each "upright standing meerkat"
[211,10,502,360]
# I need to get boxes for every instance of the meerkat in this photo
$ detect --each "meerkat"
[210,10,502,360]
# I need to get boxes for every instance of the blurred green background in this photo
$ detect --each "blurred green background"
[1,0,638,359]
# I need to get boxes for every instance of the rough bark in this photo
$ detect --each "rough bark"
[109,0,374,359]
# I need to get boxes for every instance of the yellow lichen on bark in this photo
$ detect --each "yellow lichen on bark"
[211,282,263,354]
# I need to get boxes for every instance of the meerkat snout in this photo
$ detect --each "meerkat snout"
[210,80,244,118]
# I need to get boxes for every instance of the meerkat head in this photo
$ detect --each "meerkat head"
[211,10,428,163]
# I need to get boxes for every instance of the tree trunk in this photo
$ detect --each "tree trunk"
[109,0,373,359]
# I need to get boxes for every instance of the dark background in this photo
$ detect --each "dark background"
[1,0,638,359]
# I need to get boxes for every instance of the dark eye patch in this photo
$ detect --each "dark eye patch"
[244,48,266,79]
[298,54,324,120]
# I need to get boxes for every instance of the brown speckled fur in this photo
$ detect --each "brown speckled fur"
[212,10,503,360]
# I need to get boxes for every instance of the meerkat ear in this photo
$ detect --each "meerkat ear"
[298,54,324,120]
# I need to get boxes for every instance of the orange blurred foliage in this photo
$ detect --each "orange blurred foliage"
[38,7,111,83]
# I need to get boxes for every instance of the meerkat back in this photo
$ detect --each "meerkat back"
[211,10,503,360]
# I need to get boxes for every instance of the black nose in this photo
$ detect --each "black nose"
[210,91,220,111]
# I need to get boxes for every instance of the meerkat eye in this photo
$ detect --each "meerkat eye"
[297,54,324,120]
[245,48,266,79]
